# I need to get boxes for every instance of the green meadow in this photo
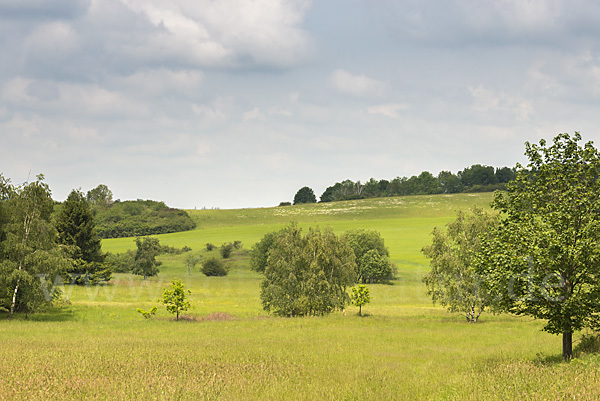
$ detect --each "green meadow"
[1,193,599,400]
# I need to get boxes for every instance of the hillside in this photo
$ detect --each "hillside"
[103,192,494,278]
[5,192,596,400]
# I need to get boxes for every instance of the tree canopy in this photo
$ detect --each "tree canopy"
[0,175,71,318]
[422,207,499,323]
[92,199,196,239]
[259,224,356,317]
[319,164,515,202]
[293,186,317,205]
[342,229,394,283]
[132,237,162,279]
[475,132,600,359]
[86,184,113,208]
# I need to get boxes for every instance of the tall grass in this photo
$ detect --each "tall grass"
[1,193,598,400]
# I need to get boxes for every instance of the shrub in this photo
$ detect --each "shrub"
[575,333,600,357]
[233,240,243,250]
[220,243,234,258]
[201,258,228,277]
[206,243,216,251]
[136,306,157,319]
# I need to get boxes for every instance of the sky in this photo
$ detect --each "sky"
[2,0,600,209]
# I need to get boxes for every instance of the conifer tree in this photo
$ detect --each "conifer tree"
[56,189,110,284]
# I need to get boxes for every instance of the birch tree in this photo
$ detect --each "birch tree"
[422,207,498,323]
[0,175,70,318]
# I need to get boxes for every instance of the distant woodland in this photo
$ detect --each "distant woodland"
[317,164,515,203]
[56,185,196,239]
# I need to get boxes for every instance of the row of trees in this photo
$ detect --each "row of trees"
[422,133,600,360]
[293,164,516,204]
[250,224,393,316]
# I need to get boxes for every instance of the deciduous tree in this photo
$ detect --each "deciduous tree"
[350,284,371,316]
[86,184,113,208]
[132,237,161,279]
[260,224,356,317]
[342,229,394,283]
[161,279,191,320]
[0,175,70,318]
[293,186,317,205]
[475,133,600,359]
[422,207,498,323]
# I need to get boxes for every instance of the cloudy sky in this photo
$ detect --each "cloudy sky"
[2,0,600,209]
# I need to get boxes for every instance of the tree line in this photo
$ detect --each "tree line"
[293,164,516,204]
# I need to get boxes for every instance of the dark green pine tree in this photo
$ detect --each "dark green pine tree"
[56,189,111,284]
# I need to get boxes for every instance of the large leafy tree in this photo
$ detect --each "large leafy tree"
[260,224,356,317]
[0,175,70,318]
[475,133,600,359]
[293,186,317,205]
[56,189,110,285]
[86,184,113,208]
[342,229,394,283]
[422,207,498,323]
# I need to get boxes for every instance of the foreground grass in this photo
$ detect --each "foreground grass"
[1,193,599,400]
[2,307,598,400]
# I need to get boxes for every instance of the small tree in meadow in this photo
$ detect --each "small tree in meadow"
[161,279,191,321]
[185,254,201,275]
[350,285,371,316]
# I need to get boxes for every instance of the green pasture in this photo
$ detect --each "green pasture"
[1,193,599,400]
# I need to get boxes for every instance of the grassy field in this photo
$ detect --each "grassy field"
[1,193,599,400]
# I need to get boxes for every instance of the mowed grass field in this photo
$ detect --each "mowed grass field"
[1,193,599,400]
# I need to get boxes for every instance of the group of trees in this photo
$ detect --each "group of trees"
[292,164,516,205]
[251,224,392,317]
[422,133,600,360]
[92,198,196,239]
[0,177,110,318]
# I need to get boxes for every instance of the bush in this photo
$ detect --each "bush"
[201,258,228,277]
[575,333,600,357]
[206,243,216,251]
[233,240,243,250]
[220,243,234,258]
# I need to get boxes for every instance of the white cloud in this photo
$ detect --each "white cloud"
[1,77,148,118]
[329,69,387,97]
[114,0,312,68]
[468,85,534,120]
[243,107,267,122]
[366,103,409,118]
[114,69,204,98]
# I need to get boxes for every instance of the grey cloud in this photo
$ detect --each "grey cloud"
[0,0,90,20]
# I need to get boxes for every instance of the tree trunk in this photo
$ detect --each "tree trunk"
[358,305,362,316]
[563,331,573,360]
[9,280,20,319]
